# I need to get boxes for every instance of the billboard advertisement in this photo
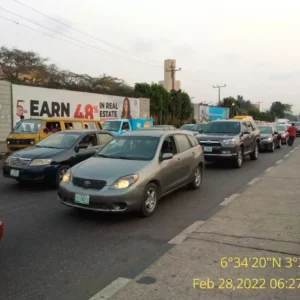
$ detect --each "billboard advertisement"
[208,106,228,120]
[12,85,140,125]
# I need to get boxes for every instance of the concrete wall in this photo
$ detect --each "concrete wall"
[0,81,12,152]
[140,98,150,118]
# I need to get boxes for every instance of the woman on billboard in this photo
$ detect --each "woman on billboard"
[121,97,132,119]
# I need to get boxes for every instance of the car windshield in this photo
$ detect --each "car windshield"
[13,119,42,133]
[275,125,286,131]
[180,124,194,130]
[96,136,160,161]
[103,121,121,131]
[36,132,81,149]
[258,126,272,134]
[203,122,241,134]
[192,124,207,131]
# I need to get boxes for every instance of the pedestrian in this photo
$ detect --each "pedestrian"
[287,123,297,146]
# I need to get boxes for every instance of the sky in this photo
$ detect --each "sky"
[1,0,300,114]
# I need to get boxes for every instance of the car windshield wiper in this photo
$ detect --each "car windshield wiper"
[40,146,61,149]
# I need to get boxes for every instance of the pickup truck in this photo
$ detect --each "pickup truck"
[103,118,153,135]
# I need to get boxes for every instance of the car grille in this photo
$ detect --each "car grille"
[198,140,221,146]
[9,157,31,167]
[7,139,34,145]
[72,177,107,190]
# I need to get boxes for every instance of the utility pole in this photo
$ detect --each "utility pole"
[213,84,226,106]
[166,62,181,91]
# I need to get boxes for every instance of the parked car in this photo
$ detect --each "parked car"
[3,130,116,187]
[275,124,289,144]
[0,220,3,241]
[258,125,281,152]
[196,119,260,168]
[58,130,204,217]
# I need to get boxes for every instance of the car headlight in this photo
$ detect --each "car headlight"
[29,159,52,166]
[223,139,236,145]
[6,140,10,144]
[62,170,71,183]
[266,137,272,142]
[110,174,139,189]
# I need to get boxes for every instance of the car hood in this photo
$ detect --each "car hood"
[196,133,237,140]
[260,133,272,139]
[71,156,149,185]
[10,146,66,159]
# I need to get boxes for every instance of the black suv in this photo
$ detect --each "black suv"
[196,119,260,168]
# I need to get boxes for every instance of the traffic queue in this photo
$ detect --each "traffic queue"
[0,115,298,241]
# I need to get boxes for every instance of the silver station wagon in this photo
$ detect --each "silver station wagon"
[58,130,204,217]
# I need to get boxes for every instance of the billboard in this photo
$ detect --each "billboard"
[208,106,228,120]
[12,85,140,125]
[199,105,210,122]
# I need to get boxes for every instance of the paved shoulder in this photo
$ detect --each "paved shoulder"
[108,145,300,300]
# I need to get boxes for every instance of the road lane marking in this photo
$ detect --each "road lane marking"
[220,194,240,206]
[247,178,259,185]
[276,159,283,164]
[284,154,289,158]
[265,167,274,173]
[89,277,132,300]
[168,221,205,244]
[290,150,295,153]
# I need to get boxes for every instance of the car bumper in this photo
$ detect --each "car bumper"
[2,164,59,182]
[259,140,272,150]
[203,152,237,161]
[58,183,145,213]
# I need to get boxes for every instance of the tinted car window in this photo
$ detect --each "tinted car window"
[203,121,241,134]
[36,132,81,149]
[258,126,272,134]
[187,134,198,147]
[175,134,192,153]
[161,136,177,155]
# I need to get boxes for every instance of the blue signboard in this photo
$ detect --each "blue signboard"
[208,106,227,120]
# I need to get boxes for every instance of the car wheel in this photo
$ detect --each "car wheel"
[250,142,259,160]
[233,147,243,168]
[139,183,158,218]
[55,165,70,188]
[277,139,282,149]
[269,141,275,152]
[187,164,203,190]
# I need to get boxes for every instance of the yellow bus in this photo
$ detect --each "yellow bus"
[234,115,253,120]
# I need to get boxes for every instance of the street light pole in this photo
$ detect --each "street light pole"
[213,84,226,106]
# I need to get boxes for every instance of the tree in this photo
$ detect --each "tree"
[270,101,293,118]
[0,46,140,97]
[0,46,47,83]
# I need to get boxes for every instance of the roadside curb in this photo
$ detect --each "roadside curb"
[89,145,299,300]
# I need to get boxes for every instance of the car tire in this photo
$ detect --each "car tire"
[55,165,70,188]
[277,139,282,149]
[250,142,259,160]
[233,147,243,168]
[187,164,203,190]
[269,141,275,152]
[139,183,158,218]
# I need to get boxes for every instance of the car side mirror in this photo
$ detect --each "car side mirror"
[198,130,203,133]
[161,153,173,161]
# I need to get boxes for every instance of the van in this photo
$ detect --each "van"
[234,115,253,120]
[6,117,102,152]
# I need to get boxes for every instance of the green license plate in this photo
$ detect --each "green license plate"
[74,194,90,205]
[203,146,213,152]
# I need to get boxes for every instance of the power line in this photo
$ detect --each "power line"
[0,5,161,67]
[0,15,156,67]
[12,0,161,65]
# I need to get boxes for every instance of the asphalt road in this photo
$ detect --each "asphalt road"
[0,140,298,300]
